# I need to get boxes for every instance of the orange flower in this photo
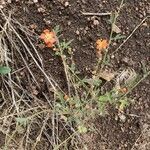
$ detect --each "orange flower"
[40,29,56,48]
[96,39,108,51]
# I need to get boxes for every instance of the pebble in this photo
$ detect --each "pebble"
[122,57,129,63]
[139,14,143,18]
[119,114,126,122]
[81,0,86,3]
[93,19,99,26]
[135,7,138,11]
[33,0,38,3]
[111,55,115,59]
[38,7,45,13]
[8,0,11,3]
[20,71,25,76]
[112,42,117,46]
[0,5,3,9]
[32,89,39,95]
[40,78,44,82]
[76,30,80,35]
[83,29,87,34]
[64,1,69,7]
[67,21,71,26]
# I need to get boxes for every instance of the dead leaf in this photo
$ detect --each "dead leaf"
[112,24,121,33]
[98,70,115,81]
[60,115,67,122]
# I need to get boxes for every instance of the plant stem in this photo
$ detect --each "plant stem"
[96,0,124,73]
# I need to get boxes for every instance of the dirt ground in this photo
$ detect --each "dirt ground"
[0,0,150,150]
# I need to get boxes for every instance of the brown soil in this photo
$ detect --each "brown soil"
[0,0,150,150]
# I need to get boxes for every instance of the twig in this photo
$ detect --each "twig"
[82,12,111,16]
[112,16,149,54]
[32,113,50,150]
[131,127,149,150]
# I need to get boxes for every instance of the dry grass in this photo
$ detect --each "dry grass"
[0,10,82,150]
[0,4,150,150]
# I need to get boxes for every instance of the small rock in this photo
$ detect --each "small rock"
[85,26,89,30]
[8,0,11,3]
[83,29,87,34]
[111,55,115,59]
[1,0,5,5]
[38,7,45,13]
[115,115,119,121]
[135,7,138,11]
[32,89,39,95]
[113,42,117,46]
[139,14,143,18]
[78,37,82,41]
[64,1,69,7]
[122,57,129,63]
[93,19,99,26]
[76,30,80,35]
[20,71,25,76]
[40,78,44,82]
[33,0,38,3]
[119,114,126,122]
[81,0,86,4]
[143,11,146,16]
[87,17,91,21]
[67,21,71,26]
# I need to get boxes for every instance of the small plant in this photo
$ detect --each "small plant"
[16,117,28,127]
[0,66,11,75]
[39,26,131,137]
[0,6,149,149]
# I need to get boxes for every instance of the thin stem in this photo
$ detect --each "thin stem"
[112,16,149,54]
[82,12,111,16]
[101,0,124,70]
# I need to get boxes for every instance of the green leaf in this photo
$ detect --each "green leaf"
[0,66,11,75]
[16,117,28,127]
[119,98,129,110]
[70,63,76,72]
[78,125,87,134]
[112,34,126,41]
[82,78,102,86]
[108,12,116,24]
[99,93,111,103]
[53,25,61,35]
[60,40,73,50]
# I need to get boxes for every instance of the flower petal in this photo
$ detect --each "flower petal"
[96,39,108,51]
[39,33,45,40]
[46,42,53,48]
[40,29,57,48]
